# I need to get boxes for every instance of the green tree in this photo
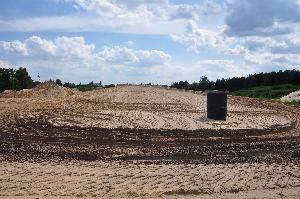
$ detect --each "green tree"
[198,76,215,91]
[0,68,11,92]
[55,79,62,86]
[15,67,33,90]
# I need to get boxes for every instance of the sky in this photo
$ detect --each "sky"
[0,0,300,85]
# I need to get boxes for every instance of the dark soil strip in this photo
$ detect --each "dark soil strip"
[0,116,299,165]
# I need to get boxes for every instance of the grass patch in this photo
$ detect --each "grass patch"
[282,100,300,107]
[232,84,300,99]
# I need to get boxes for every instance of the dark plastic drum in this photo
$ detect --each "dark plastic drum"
[207,90,228,121]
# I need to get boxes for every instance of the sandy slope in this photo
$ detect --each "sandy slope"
[1,85,291,131]
[281,89,300,102]
[0,85,300,198]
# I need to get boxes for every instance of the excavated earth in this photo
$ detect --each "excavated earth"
[0,84,300,198]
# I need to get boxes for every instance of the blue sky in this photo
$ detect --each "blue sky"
[0,0,300,84]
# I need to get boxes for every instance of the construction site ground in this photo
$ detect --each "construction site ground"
[0,83,300,198]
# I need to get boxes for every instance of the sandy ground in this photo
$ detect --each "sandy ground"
[281,89,300,102]
[0,84,300,198]
[1,160,300,198]
[0,85,291,131]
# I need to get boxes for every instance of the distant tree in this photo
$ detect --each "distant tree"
[0,68,12,92]
[63,82,76,88]
[103,84,115,89]
[33,81,42,87]
[2,65,300,94]
[0,67,34,92]
[55,79,62,86]
[215,78,227,91]
[198,76,215,91]
[171,80,189,89]
[15,67,33,90]
[171,77,214,91]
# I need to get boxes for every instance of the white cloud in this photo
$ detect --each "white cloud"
[0,59,11,69]
[0,36,171,67]
[238,33,300,67]
[241,37,288,52]
[0,35,172,83]
[167,0,300,73]
[2,0,300,83]
[170,21,245,55]
[171,18,300,71]
[195,59,248,80]
[244,52,300,68]
[157,59,254,82]
[225,0,300,37]
[169,1,222,20]
[123,41,135,46]
[73,0,222,23]
[99,46,138,64]
[97,46,171,67]
[54,36,95,60]
[25,36,57,57]
[0,15,133,33]
[0,36,94,59]
[0,0,222,34]
[0,40,28,55]
[73,0,122,17]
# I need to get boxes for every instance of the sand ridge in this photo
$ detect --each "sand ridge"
[2,85,291,131]
[281,89,300,102]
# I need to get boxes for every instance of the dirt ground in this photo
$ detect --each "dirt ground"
[0,84,300,198]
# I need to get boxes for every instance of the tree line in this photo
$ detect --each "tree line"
[0,66,115,93]
[62,81,115,91]
[171,70,300,92]
[2,66,300,93]
[0,67,34,93]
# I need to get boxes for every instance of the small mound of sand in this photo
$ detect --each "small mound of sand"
[0,81,79,98]
[281,90,300,102]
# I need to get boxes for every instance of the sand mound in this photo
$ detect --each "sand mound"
[281,90,300,102]
[0,81,79,98]
[15,85,290,131]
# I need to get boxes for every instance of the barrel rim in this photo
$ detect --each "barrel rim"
[205,90,229,94]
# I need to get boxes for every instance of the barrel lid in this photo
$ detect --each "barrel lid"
[205,90,229,94]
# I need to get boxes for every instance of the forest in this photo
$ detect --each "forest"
[0,67,115,92]
[171,70,300,92]
[0,67,34,93]
[1,66,300,94]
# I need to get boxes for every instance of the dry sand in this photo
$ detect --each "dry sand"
[0,160,300,198]
[1,85,291,131]
[281,89,300,102]
[0,84,300,198]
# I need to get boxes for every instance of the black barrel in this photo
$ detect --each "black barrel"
[207,90,228,121]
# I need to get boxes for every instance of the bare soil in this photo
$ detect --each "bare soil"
[0,85,300,198]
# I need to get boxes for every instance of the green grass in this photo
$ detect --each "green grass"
[282,100,300,106]
[232,84,300,99]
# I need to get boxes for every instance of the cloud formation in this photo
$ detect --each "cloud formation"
[170,20,245,55]
[1,0,300,83]
[225,0,300,37]
[0,0,222,34]
[0,59,11,69]
[171,11,300,70]
[98,46,171,67]
[195,59,248,80]
[0,36,172,83]
[0,36,170,67]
